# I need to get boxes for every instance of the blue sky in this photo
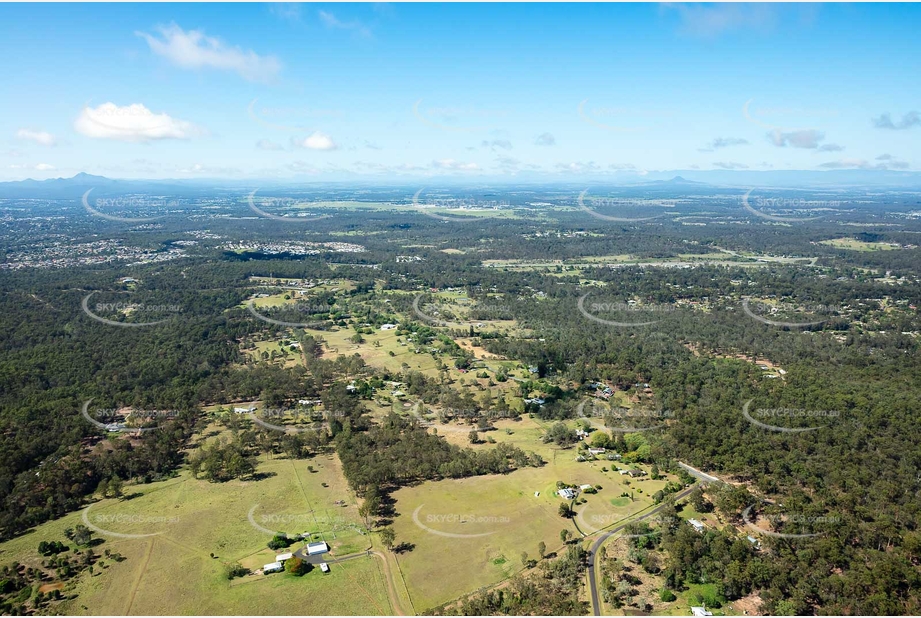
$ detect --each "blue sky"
[1,2,919,181]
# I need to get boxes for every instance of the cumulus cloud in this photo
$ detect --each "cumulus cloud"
[872,111,920,130]
[664,3,782,37]
[555,161,602,173]
[137,24,281,82]
[75,103,199,142]
[535,132,556,146]
[16,129,56,146]
[318,10,372,37]
[711,137,749,149]
[768,129,825,149]
[713,161,749,169]
[818,143,844,152]
[432,159,479,171]
[256,139,284,151]
[9,162,55,171]
[481,139,512,151]
[291,132,337,151]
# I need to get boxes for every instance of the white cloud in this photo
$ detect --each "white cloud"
[713,161,749,169]
[872,111,919,130]
[16,129,56,146]
[318,10,372,37]
[137,23,281,82]
[291,132,337,151]
[664,3,783,37]
[768,129,825,149]
[535,133,556,146]
[554,161,601,173]
[433,159,479,171]
[8,162,55,171]
[75,103,199,142]
[702,137,748,151]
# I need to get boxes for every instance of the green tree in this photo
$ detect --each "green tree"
[379,527,396,551]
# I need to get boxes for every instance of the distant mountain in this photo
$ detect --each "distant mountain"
[0,173,221,199]
[2,169,921,199]
[648,176,705,186]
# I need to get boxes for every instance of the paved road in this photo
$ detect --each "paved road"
[586,486,695,616]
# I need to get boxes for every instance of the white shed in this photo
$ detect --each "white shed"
[275,552,294,562]
[263,561,283,574]
[306,541,329,555]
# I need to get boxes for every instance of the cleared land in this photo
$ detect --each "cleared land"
[819,237,904,251]
[389,415,673,611]
[0,438,396,615]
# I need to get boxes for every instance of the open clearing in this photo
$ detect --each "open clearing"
[389,415,673,611]
[819,237,904,251]
[0,444,396,615]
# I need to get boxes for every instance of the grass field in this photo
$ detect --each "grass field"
[388,415,672,611]
[0,437,398,616]
[819,237,903,251]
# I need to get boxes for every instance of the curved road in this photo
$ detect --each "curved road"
[586,486,695,616]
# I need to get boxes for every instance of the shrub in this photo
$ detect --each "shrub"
[225,562,250,580]
[285,557,311,576]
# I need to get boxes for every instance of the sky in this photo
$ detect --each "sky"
[1,2,919,181]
